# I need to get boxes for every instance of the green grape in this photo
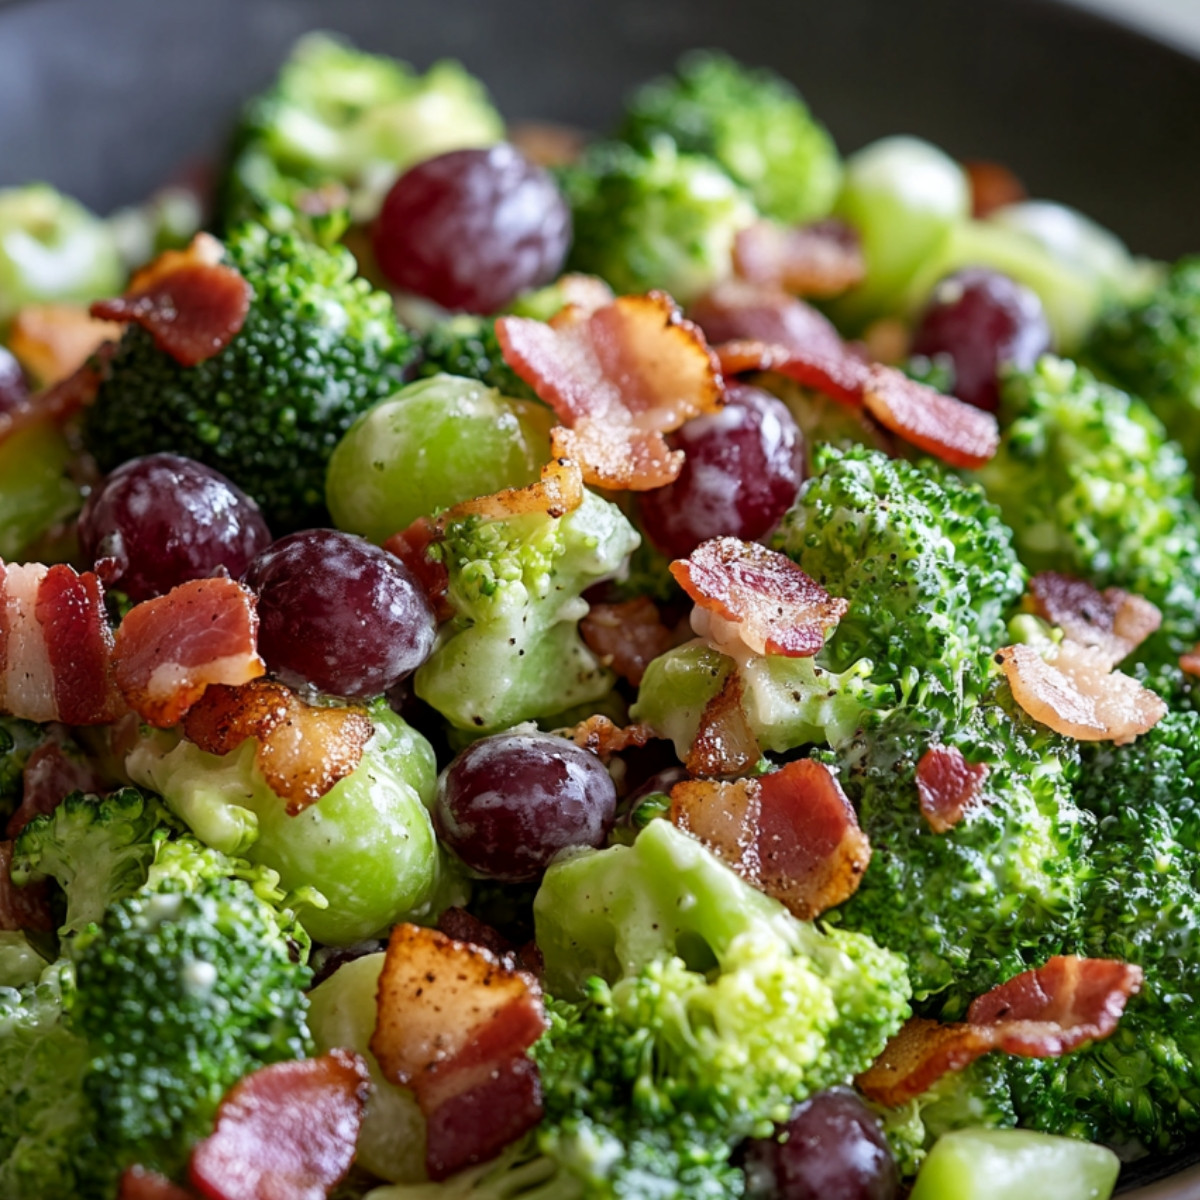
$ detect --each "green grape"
[0,421,83,560]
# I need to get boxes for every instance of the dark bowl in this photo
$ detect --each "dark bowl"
[2,0,1199,1195]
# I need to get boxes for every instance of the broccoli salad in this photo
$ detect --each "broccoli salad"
[2,32,1200,1200]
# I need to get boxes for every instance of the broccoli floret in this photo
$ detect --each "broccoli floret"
[415,315,540,402]
[833,693,1091,1008]
[617,51,840,226]
[528,819,910,1196]
[872,1057,1016,1178]
[11,787,169,937]
[0,959,91,1200]
[773,445,1027,722]
[82,223,417,531]
[218,32,503,235]
[415,489,640,734]
[1008,710,1200,1154]
[974,356,1200,688]
[1085,256,1200,480]
[561,138,756,305]
[67,834,313,1196]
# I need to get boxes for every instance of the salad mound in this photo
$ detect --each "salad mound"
[0,31,1197,1200]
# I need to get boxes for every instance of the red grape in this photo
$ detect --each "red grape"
[741,1089,898,1200]
[637,383,803,559]
[434,733,617,882]
[374,144,571,314]
[243,529,436,699]
[911,267,1051,412]
[78,453,272,602]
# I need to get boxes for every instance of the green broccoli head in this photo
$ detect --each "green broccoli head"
[974,356,1200,688]
[772,445,1026,722]
[1086,255,1200,481]
[414,315,540,402]
[832,692,1092,1010]
[0,960,91,1200]
[561,137,756,305]
[414,488,640,733]
[1008,710,1200,1154]
[218,32,503,234]
[82,223,418,531]
[11,787,169,938]
[617,51,841,226]
[66,834,313,1196]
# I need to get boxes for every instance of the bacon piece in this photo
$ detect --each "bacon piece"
[382,517,451,622]
[733,219,866,298]
[437,907,517,961]
[915,745,990,834]
[687,670,761,779]
[112,578,263,729]
[997,641,1166,745]
[93,233,250,368]
[564,714,659,759]
[189,1050,369,1200]
[440,457,584,524]
[1182,645,1200,677]
[36,564,122,724]
[0,561,54,722]
[118,1166,197,1200]
[8,304,124,386]
[371,923,548,1180]
[0,840,54,932]
[1028,572,1161,669]
[0,340,116,448]
[673,537,847,659]
[8,734,107,838]
[580,597,677,686]
[183,679,372,815]
[857,956,1142,1107]
[861,365,1000,469]
[670,758,871,919]
[690,279,847,358]
[714,338,871,407]
[496,292,723,490]
[964,160,1027,219]
[508,121,588,168]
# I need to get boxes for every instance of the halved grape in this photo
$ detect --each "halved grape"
[243,529,436,699]
[434,733,617,882]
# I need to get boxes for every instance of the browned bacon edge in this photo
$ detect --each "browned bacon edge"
[915,745,990,834]
[733,218,866,298]
[1028,572,1161,669]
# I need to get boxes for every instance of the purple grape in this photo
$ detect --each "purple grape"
[911,267,1052,412]
[78,453,272,602]
[434,733,617,882]
[373,144,571,314]
[243,529,436,699]
[637,383,803,560]
[0,346,29,414]
[742,1090,898,1200]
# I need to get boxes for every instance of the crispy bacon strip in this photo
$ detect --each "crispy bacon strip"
[508,121,588,168]
[580,596,677,687]
[857,956,1143,1106]
[670,758,870,919]
[1028,572,1161,669]
[714,337,870,406]
[564,714,659,759]
[383,517,451,621]
[964,159,1027,218]
[686,670,761,779]
[496,291,724,490]
[189,1050,369,1200]
[690,279,847,357]
[440,457,584,523]
[8,304,124,387]
[673,537,847,659]
[371,923,548,1179]
[0,340,116,448]
[112,577,264,729]
[861,365,999,469]
[1182,644,1200,677]
[0,839,54,932]
[0,559,121,725]
[733,219,866,298]
[997,641,1165,745]
[916,745,990,833]
[183,679,372,814]
[93,233,249,368]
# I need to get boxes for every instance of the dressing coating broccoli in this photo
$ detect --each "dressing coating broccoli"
[974,356,1200,689]
[561,138,755,305]
[528,819,911,1197]
[1008,710,1200,1155]
[617,51,841,225]
[82,224,417,531]
[1086,255,1200,481]
[414,489,640,734]
[218,32,503,235]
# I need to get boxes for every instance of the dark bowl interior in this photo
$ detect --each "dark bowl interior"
[2,0,1200,1194]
